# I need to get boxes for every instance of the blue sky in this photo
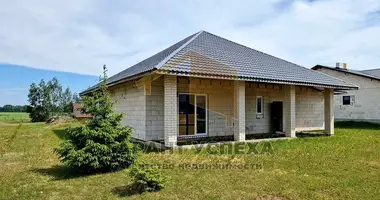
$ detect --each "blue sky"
[0,64,97,106]
[0,0,380,105]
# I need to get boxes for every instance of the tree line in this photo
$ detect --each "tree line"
[0,105,28,112]
[28,77,80,122]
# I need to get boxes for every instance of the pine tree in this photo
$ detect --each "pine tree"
[55,65,139,172]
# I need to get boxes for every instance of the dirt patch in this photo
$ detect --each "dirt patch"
[47,116,77,125]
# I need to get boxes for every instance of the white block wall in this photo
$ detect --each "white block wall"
[234,81,245,141]
[164,75,178,147]
[110,76,326,142]
[325,88,334,135]
[177,77,235,137]
[295,87,324,131]
[245,83,324,134]
[146,76,165,141]
[110,82,146,140]
[284,85,296,137]
[245,83,285,134]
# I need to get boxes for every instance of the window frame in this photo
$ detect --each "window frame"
[342,96,351,105]
[256,96,263,114]
[177,93,208,137]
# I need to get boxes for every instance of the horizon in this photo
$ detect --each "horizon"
[0,64,98,106]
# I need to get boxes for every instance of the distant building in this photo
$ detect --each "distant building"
[72,103,92,118]
[313,63,380,123]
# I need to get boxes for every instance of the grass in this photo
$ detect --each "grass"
[0,112,30,123]
[1,121,380,199]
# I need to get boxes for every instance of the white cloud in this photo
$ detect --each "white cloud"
[0,0,380,76]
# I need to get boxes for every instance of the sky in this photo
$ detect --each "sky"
[0,0,380,105]
[0,64,98,106]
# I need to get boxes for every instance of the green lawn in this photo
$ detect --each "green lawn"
[0,112,30,122]
[1,122,380,199]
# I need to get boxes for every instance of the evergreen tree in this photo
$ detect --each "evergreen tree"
[55,65,139,172]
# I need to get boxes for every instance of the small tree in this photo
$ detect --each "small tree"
[48,77,63,114]
[28,80,51,122]
[129,161,166,192]
[55,65,139,172]
[61,88,73,113]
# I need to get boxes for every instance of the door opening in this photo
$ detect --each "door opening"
[271,102,283,133]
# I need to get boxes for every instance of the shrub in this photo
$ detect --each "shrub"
[55,65,139,172]
[129,162,166,192]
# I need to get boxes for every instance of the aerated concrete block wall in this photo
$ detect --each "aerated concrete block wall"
[164,75,178,147]
[295,87,324,131]
[245,83,285,134]
[110,76,325,142]
[146,76,165,141]
[245,83,324,134]
[177,77,235,137]
[110,82,146,140]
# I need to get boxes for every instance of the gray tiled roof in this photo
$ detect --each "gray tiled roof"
[106,32,198,85]
[82,32,198,93]
[361,68,380,79]
[313,65,380,81]
[82,30,357,94]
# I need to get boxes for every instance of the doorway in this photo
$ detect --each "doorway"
[271,102,283,133]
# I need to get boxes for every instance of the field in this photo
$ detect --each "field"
[0,112,30,122]
[1,121,380,199]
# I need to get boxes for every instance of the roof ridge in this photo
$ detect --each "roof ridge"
[200,31,315,73]
[361,68,380,72]
[155,30,204,69]
[313,65,380,81]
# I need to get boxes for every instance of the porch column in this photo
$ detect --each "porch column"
[284,85,296,137]
[324,88,334,135]
[164,75,177,147]
[234,81,246,141]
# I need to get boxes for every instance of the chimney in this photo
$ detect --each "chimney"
[336,62,347,70]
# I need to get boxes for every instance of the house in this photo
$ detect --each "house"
[72,103,92,119]
[313,63,380,123]
[81,31,357,147]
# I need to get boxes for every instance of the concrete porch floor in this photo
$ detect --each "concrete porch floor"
[155,133,286,146]
[141,131,330,151]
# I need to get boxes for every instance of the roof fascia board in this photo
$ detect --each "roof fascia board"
[80,70,156,96]
[156,70,358,90]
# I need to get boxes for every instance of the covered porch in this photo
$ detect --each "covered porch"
[163,75,334,147]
